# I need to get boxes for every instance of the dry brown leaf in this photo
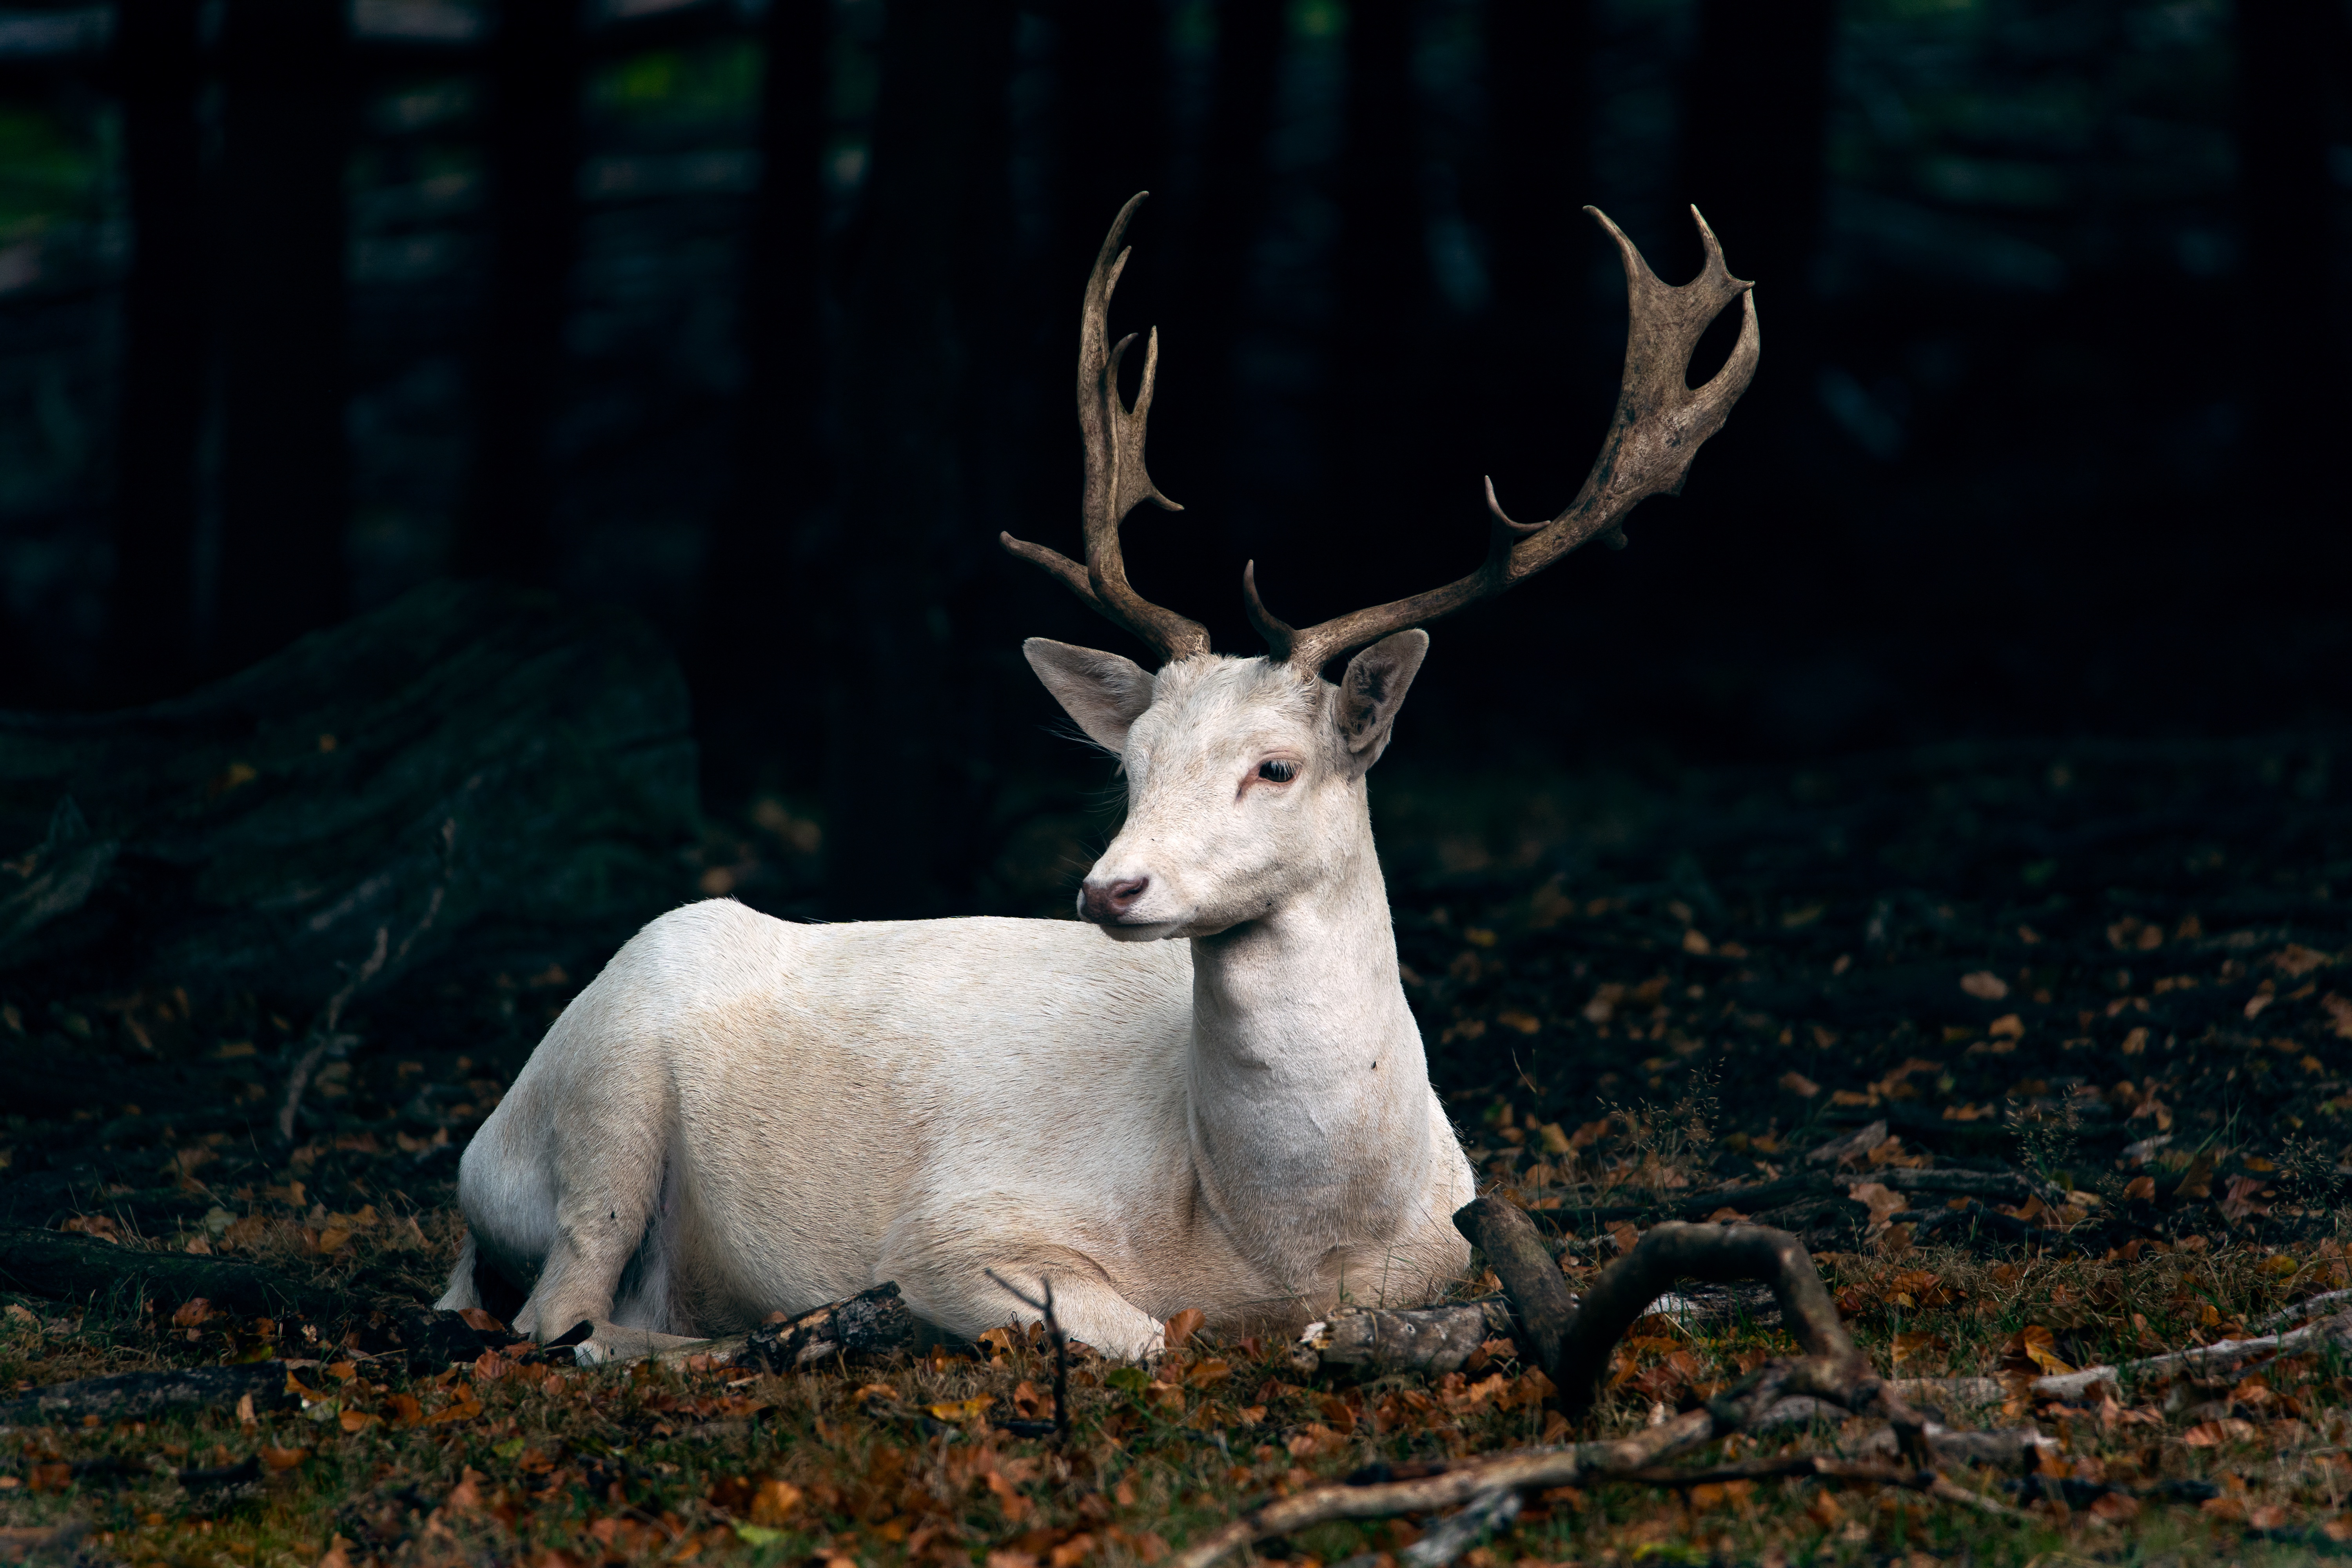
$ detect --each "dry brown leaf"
[1162,1307,1206,1354]
[1847,1181,1907,1233]
[748,1479,802,1525]
[928,1397,991,1423]
[2183,1418,2256,1446]
[2220,1175,2275,1224]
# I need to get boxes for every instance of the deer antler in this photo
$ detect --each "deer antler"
[1245,205,1760,674]
[1002,193,1212,664]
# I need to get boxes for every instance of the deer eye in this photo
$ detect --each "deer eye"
[1257,760,1297,783]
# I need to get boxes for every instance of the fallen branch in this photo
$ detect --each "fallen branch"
[573,1283,919,1373]
[2255,1289,2352,1332]
[2014,1309,2352,1400]
[742,1282,915,1373]
[986,1270,1073,1443]
[1178,1203,2036,1568]
[1296,1299,1515,1376]
[1165,1408,1723,1568]
[1331,1486,1522,1568]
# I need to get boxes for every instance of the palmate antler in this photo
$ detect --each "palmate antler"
[1004,196,1761,673]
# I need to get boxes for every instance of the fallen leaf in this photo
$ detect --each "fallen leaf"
[2220,1175,2275,1224]
[2175,1149,2216,1200]
[2024,1338,2074,1376]
[2183,1419,2256,1446]
[2089,1491,2140,1523]
[2273,945,2332,978]
[457,1307,505,1334]
[2124,1176,2156,1201]
[1847,1181,1907,1234]
[2323,994,2352,1040]
[172,1298,214,1329]
[261,1446,309,1470]
[1162,1307,1206,1354]
[338,1410,377,1433]
[928,1397,991,1423]
[1960,971,2009,1001]
[1779,1071,1819,1098]
[748,1479,802,1525]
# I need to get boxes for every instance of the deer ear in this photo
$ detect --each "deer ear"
[1024,639,1157,753]
[1335,630,1428,773]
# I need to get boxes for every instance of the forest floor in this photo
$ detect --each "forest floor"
[1,730,2349,1567]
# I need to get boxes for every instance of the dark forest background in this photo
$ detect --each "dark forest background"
[0,0,2347,920]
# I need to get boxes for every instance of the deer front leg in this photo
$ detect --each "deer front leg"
[880,1216,1165,1362]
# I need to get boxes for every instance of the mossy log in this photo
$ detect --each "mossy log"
[0,581,700,1005]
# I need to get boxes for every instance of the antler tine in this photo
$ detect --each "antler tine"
[1257,204,1760,675]
[1001,192,1212,665]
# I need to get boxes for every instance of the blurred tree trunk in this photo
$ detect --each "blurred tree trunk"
[823,0,1015,918]
[1167,0,1284,565]
[1481,0,1594,494]
[109,0,206,701]
[214,0,349,673]
[1325,0,1434,647]
[2236,0,2342,552]
[695,0,833,810]
[1056,0,1169,290]
[1670,0,1834,621]
[454,0,582,585]
[1679,0,1831,425]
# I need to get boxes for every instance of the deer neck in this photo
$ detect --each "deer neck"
[1181,796,1441,1266]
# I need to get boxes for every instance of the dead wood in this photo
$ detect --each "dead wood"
[0,1227,345,1320]
[985,1270,1073,1441]
[1180,1202,2035,1568]
[1454,1197,1577,1373]
[740,1281,916,1373]
[1297,1298,1515,1376]
[0,1361,296,1428]
[1165,1407,1725,1568]
[2004,1308,2352,1401]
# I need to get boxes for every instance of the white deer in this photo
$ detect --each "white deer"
[440,195,1757,1363]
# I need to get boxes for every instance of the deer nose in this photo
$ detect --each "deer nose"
[1080,876,1149,923]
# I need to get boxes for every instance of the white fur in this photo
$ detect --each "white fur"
[442,640,1475,1361]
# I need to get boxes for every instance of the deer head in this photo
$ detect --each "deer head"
[1006,194,1759,938]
